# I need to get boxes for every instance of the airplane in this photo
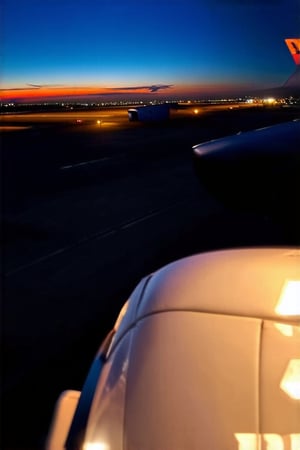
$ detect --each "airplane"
[251,38,300,99]
[44,119,300,450]
[44,248,300,450]
[192,119,300,232]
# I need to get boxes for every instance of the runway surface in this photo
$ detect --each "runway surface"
[1,104,299,450]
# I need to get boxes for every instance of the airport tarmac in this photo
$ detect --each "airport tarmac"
[1,104,300,450]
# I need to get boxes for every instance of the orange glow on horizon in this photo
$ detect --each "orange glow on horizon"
[0,81,254,103]
[0,86,155,102]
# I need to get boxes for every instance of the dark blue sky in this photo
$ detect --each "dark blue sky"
[1,0,299,101]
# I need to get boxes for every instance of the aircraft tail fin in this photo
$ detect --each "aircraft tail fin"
[285,38,300,66]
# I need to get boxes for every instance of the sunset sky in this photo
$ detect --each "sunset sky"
[1,0,299,102]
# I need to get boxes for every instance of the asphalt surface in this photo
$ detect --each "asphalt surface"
[1,104,300,450]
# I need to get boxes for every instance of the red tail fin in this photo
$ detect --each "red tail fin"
[285,38,300,65]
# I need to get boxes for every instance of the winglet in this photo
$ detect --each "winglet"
[285,38,300,65]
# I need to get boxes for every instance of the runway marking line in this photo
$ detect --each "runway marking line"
[60,157,111,170]
[5,201,187,277]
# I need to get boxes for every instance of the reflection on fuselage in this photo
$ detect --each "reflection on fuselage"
[235,433,300,450]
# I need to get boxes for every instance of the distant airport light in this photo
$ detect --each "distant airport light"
[194,109,199,114]
[264,97,276,104]
[280,359,300,400]
[96,120,101,126]
[276,280,300,316]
